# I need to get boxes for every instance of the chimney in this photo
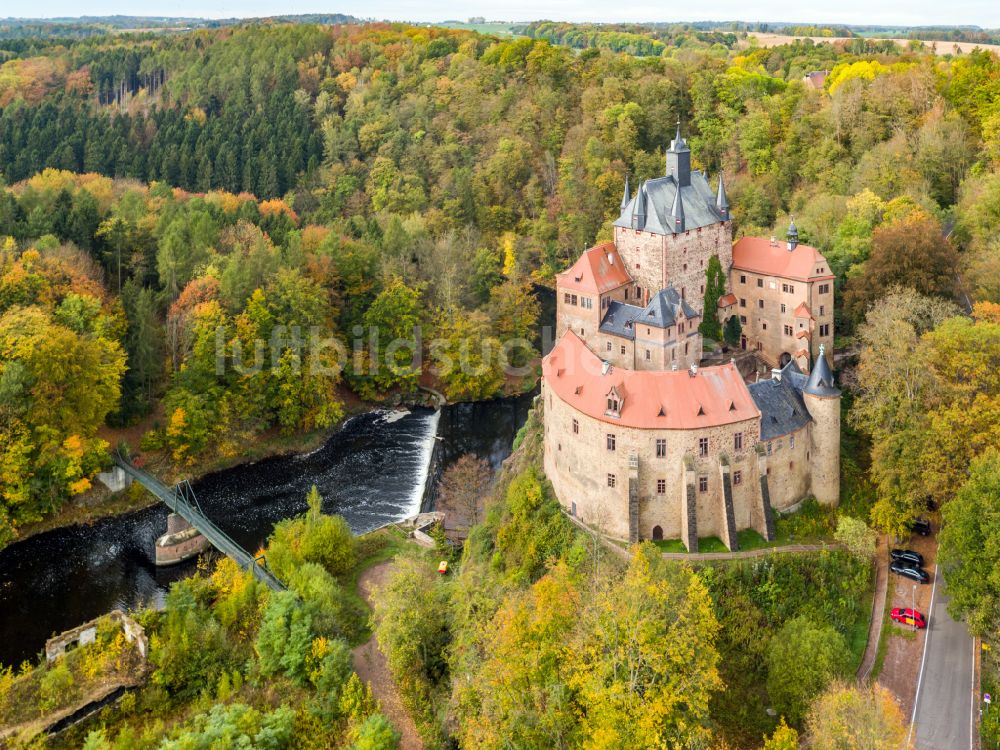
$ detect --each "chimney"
[771,368,782,382]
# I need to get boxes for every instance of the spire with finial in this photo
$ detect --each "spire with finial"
[786,216,798,251]
[716,171,729,218]
[671,184,685,233]
[620,174,630,211]
[666,119,691,187]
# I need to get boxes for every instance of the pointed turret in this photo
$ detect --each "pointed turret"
[716,171,729,219]
[620,174,630,211]
[804,344,838,396]
[632,182,647,231]
[786,217,799,251]
[666,120,692,187]
[671,185,685,233]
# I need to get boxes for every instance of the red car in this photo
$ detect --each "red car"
[890,607,927,628]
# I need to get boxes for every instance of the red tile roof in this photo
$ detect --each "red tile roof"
[718,292,738,308]
[543,331,760,430]
[557,242,632,294]
[732,237,834,282]
[794,302,813,318]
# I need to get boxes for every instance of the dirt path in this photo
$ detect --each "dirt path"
[857,537,889,682]
[351,560,424,750]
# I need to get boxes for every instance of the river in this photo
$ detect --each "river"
[0,390,543,670]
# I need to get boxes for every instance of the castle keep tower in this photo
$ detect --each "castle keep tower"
[801,344,841,505]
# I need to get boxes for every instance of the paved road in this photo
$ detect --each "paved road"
[912,581,976,750]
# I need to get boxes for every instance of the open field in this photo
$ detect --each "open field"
[747,32,1000,54]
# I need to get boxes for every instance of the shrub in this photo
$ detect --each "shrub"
[39,660,76,712]
[267,486,356,580]
[347,713,401,750]
[766,615,851,724]
[255,590,316,685]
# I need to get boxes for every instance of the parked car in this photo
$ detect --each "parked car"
[890,607,927,628]
[890,549,925,567]
[890,561,930,583]
[911,518,932,536]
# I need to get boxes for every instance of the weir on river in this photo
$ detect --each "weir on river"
[0,394,534,667]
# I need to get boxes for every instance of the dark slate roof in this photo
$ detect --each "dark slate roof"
[599,288,698,339]
[748,361,812,440]
[639,287,698,327]
[599,300,642,340]
[804,345,839,396]
[614,171,726,235]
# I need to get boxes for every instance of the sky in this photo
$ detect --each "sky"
[1,0,998,29]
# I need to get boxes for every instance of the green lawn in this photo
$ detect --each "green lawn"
[653,536,729,553]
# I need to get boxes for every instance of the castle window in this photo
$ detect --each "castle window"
[679,322,684,334]
[683,263,688,271]
[819,283,830,294]
[699,437,709,457]
[700,285,705,294]
[620,345,626,355]
[608,474,617,488]
[698,476,708,493]
[733,470,743,485]
[571,294,578,305]
[740,315,747,324]
[572,419,579,434]
[820,324,830,337]
[757,279,764,288]
[790,434,795,449]
[657,479,666,495]
[672,349,676,361]
[636,286,642,298]
[734,432,743,451]
[581,328,585,336]
[607,434,616,451]
[625,288,629,300]
[681,288,685,299]
[782,283,791,293]
[656,439,666,457]
[739,298,746,308]
[700,260,704,268]
[781,303,786,313]
[581,297,593,309]
[635,263,640,269]
[767,441,773,456]
[645,349,651,360]
[789,461,794,470]
[762,322,767,331]
[607,341,612,351]
[740,274,746,284]
[684,343,689,355]
[784,325,793,336]
[758,299,764,309]
[819,305,825,316]
[602,297,609,309]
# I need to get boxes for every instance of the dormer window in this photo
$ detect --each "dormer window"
[605,386,623,418]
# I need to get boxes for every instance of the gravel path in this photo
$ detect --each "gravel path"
[351,560,424,750]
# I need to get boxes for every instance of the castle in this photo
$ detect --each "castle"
[541,127,841,550]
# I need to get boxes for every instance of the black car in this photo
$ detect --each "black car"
[911,518,932,536]
[890,549,925,567]
[890,561,930,583]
